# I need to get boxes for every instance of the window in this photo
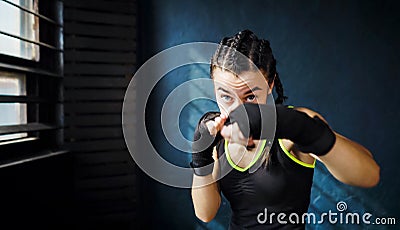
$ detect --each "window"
[0,0,64,163]
[0,0,40,61]
[0,71,27,141]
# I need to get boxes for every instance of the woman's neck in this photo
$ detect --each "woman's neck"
[226,140,263,169]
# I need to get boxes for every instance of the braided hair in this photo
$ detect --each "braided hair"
[211,29,288,104]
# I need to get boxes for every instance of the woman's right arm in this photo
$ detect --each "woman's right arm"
[191,113,226,222]
[192,148,221,222]
[191,148,221,223]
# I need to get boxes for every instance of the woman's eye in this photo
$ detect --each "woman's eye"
[221,95,232,102]
[246,95,256,102]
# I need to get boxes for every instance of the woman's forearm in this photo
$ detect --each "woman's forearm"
[314,133,380,188]
[191,174,221,222]
[191,149,221,223]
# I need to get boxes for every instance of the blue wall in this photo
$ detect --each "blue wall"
[138,0,400,229]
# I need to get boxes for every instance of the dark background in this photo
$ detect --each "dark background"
[0,0,399,229]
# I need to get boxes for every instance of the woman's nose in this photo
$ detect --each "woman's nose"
[226,100,243,115]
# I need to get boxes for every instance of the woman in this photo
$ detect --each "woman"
[190,30,380,229]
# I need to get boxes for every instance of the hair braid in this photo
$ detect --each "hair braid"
[273,73,287,104]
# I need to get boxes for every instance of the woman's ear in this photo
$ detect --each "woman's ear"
[268,80,275,94]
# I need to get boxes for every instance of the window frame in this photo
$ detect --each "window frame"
[0,0,65,165]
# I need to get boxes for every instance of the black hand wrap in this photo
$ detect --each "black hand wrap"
[227,103,336,156]
[190,112,222,176]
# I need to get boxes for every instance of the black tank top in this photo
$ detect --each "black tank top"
[216,138,315,229]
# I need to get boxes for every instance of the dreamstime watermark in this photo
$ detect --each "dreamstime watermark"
[257,201,396,226]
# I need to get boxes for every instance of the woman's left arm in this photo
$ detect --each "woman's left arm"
[313,132,380,188]
[296,107,380,188]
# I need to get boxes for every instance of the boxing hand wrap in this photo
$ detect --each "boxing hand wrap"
[190,112,222,176]
[226,103,275,140]
[227,103,336,156]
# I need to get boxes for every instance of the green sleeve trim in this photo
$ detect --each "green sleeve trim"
[224,139,267,172]
[278,139,316,168]
[287,105,295,109]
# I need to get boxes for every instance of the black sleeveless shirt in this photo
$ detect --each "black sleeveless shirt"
[216,138,315,229]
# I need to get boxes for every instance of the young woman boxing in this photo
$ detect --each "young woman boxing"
[190,29,380,229]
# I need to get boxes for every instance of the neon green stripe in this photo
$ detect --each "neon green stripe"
[278,139,315,168]
[225,139,267,172]
[287,105,295,109]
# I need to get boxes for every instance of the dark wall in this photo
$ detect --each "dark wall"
[63,0,141,229]
[138,0,400,229]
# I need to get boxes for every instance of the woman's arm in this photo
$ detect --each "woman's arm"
[294,107,380,188]
[191,148,221,222]
[314,132,380,187]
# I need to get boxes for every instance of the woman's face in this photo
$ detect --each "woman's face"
[212,67,273,116]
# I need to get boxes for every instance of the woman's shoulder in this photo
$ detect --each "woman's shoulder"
[286,105,327,123]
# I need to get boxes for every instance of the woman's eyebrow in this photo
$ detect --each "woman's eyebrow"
[243,86,262,95]
[217,87,233,94]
